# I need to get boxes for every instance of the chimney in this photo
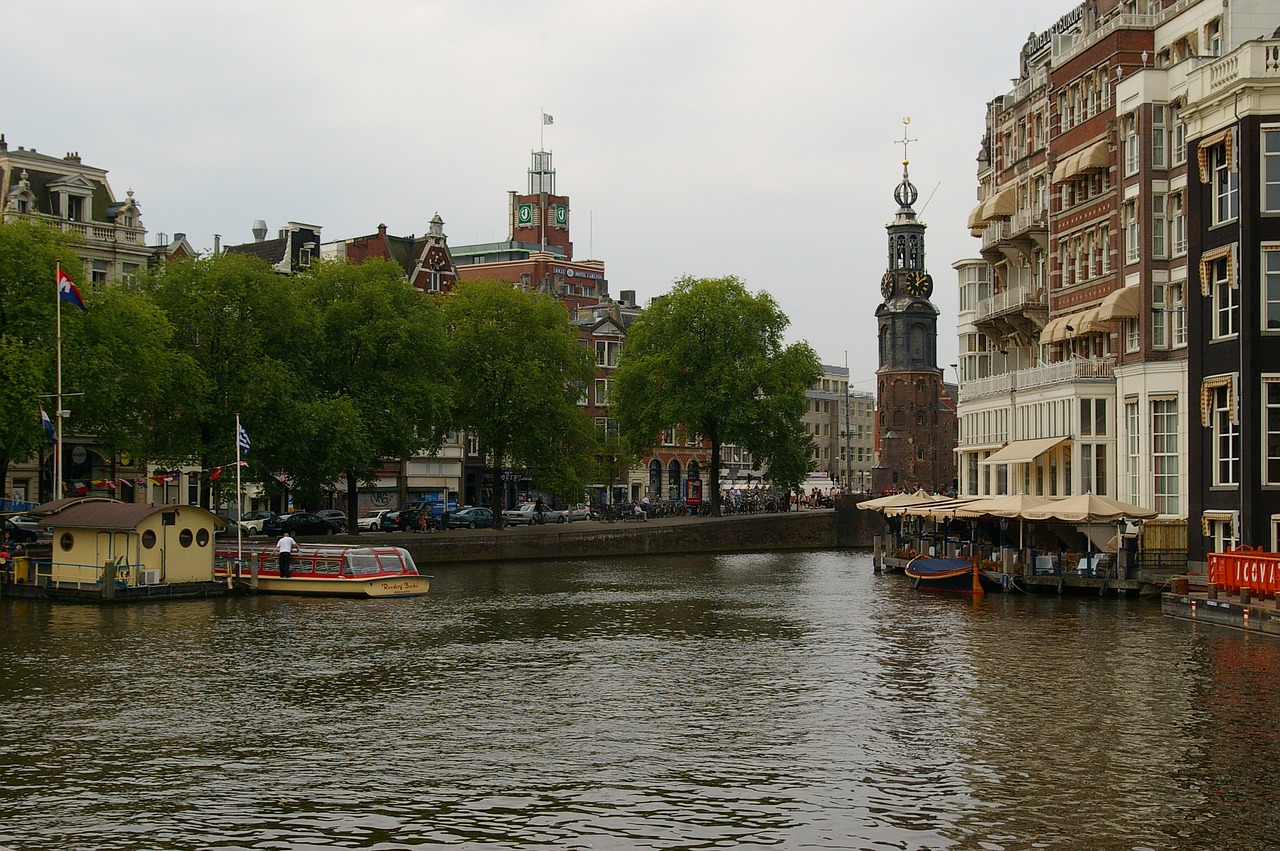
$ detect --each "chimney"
[213,234,221,255]
[252,220,267,242]
[621,290,636,307]
[173,232,185,243]
[0,134,6,152]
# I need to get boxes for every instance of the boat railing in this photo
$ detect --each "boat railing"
[214,545,419,577]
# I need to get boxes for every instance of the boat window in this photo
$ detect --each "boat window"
[196,529,210,547]
[179,529,194,548]
[141,530,157,548]
[345,553,383,576]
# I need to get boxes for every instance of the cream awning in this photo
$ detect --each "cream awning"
[967,203,985,230]
[1098,286,1140,320]
[1040,316,1066,342]
[1076,307,1105,334]
[1051,158,1072,184]
[980,186,1017,221]
[978,436,1071,466]
[1076,140,1110,172]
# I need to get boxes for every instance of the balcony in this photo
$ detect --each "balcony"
[1199,40,1280,98]
[975,284,1047,323]
[960,358,1115,402]
[1053,14,1156,67]
[981,221,1011,250]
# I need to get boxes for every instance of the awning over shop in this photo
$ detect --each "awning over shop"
[978,436,1070,466]
[1098,286,1140,320]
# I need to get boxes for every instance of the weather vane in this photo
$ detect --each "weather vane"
[897,116,916,166]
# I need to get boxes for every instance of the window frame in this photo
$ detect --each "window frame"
[1152,398,1179,515]
[1265,127,1280,214]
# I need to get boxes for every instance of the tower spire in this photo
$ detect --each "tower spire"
[894,117,919,212]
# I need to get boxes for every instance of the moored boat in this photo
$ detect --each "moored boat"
[216,544,430,598]
[904,555,984,595]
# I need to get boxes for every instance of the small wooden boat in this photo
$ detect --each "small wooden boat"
[216,544,430,598]
[905,555,984,595]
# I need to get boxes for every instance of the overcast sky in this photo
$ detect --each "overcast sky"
[5,1,1056,391]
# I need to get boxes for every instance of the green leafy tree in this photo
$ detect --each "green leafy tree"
[139,252,306,506]
[613,275,820,515]
[442,279,595,526]
[71,283,198,477]
[0,220,83,496]
[289,259,451,528]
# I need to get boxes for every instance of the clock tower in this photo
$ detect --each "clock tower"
[872,121,956,494]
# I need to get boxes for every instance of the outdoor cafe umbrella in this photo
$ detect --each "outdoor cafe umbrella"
[1019,492,1156,523]
[857,488,940,512]
[1020,492,1157,570]
[955,493,1054,554]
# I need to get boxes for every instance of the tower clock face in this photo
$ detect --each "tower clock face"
[880,273,894,299]
[904,272,932,298]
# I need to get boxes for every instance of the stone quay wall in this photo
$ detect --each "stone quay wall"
[379,497,884,566]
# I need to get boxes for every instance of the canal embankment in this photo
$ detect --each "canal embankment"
[371,496,879,566]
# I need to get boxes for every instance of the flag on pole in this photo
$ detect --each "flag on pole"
[237,423,251,455]
[542,112,554,125]
[40,406,56,443]
[57,268,88,314]
[209,466,223,482]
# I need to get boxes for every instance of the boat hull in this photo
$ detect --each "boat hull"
[905,557,982,594]
[249,574,430,598]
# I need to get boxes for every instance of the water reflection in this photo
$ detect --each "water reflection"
[2,550,1279,849]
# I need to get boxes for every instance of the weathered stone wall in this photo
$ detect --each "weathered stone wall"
[381,500,886,566]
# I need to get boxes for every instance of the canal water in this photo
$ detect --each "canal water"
[2,550,1278,850]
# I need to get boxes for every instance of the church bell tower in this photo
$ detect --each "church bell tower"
[872,119,956,494]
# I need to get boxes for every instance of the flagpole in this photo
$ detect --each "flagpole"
[235,412,243,564]
[55,259,63,500]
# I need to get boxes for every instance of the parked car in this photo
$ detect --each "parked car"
[3,516,39,544]
[380,507,431,533]
[239,510,278,536]
[357,509,391,531]
[565,503,593,522]
[6,513,44,536]
[448,506,495,529]
[502,502,566,526]
[315,509,348,533]
[264,512,339,537]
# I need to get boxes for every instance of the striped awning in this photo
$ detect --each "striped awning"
[1076,140,1110,172]
[967,203,985,230]
[980,186,1017,221]
[1098,286,1140,320]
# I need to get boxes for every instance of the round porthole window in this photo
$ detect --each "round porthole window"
[59,532,74,552]
[196,528,210,547]
[142,530,157,549]
[179,529,194,548]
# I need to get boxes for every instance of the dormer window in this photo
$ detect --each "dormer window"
[66,195,84,222]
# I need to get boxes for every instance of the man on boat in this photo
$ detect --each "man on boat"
[275,531,297,578]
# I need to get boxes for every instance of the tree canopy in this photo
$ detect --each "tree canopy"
[0,220,83,493]
[288,259,451,526]
[613,275,820,515]
[442,279,595,525]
